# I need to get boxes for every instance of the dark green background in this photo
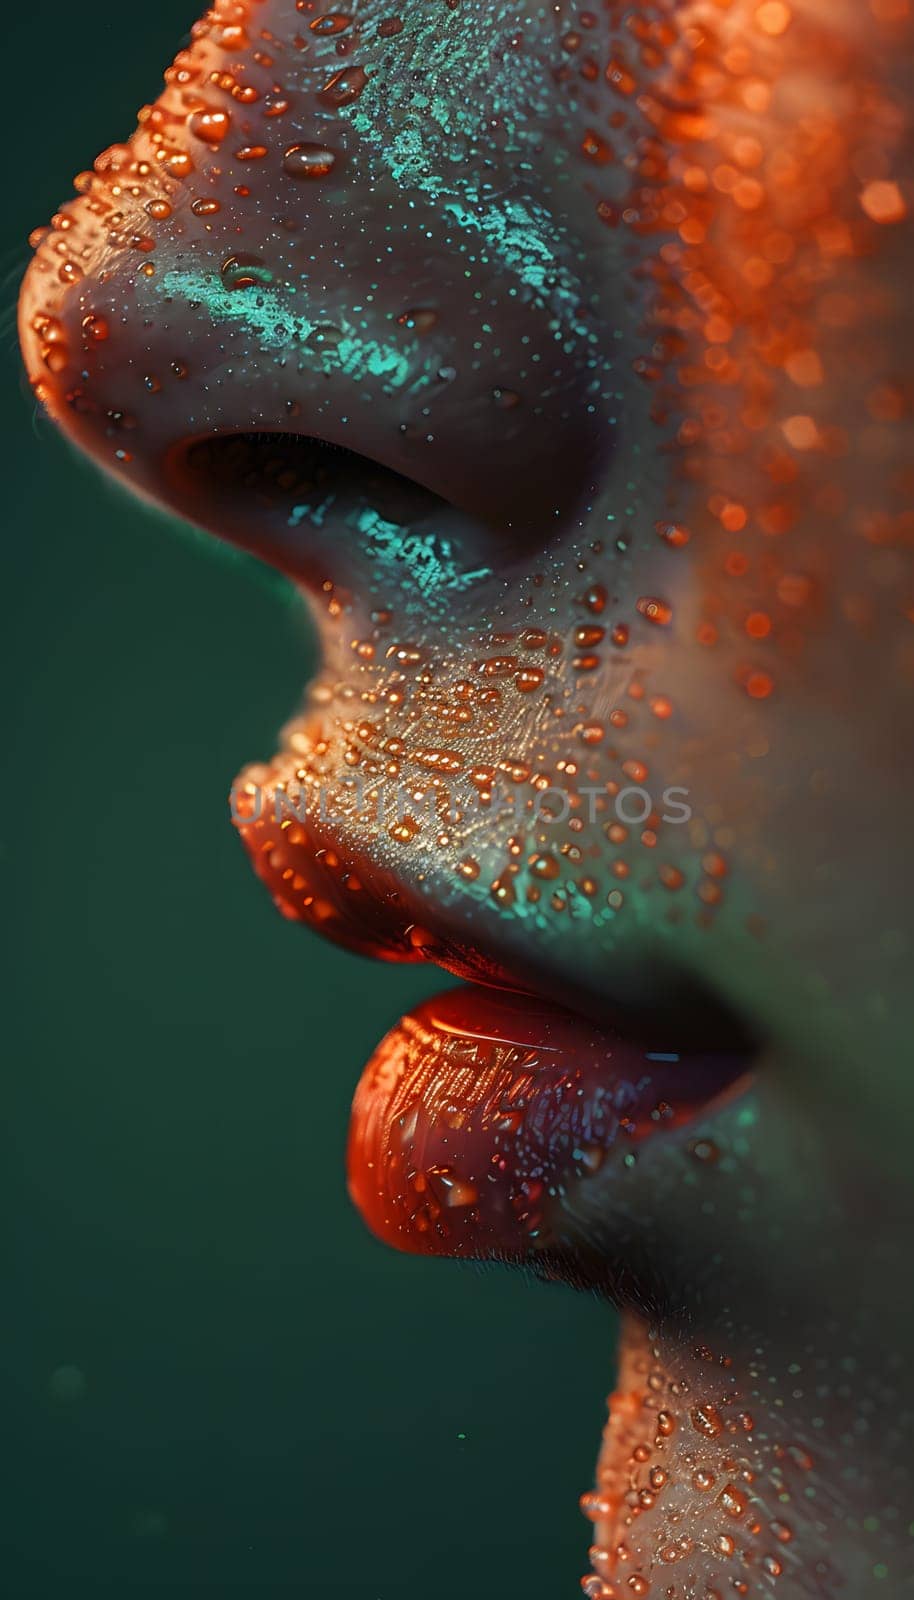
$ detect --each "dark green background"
[2,5,616,1591]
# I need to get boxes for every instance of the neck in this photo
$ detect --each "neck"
[581,1311,912,1599]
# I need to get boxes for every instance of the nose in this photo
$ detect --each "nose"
[19,0,611,592]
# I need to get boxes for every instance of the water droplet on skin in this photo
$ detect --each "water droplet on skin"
[309,10,351,32]
[305,322,344,351]
[689,1137,720,1163]
[188,108,231,145]
[574,624,605,648]
[583,583,607,614]
[396,306,438,334]
[283,142,338,178]
[529,853,560,881]
[191,197,221,216]
[492,386,521,408]
[319,64,367,106]
[581,128,612,164]
[636,596,673,626]
[656,520,691,548]
[220,253,273,290]
[720,1483,749,1517]
[81,313,109,342]
[744,670,774,699]
[514,666,544,693]
[164,151,194,180]
[690,1402,723,1436]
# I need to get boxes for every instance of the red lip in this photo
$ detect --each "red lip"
[347,985,749,1264]
[232,727,752,1272]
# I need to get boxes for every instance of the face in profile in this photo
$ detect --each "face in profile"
[19,0,914,1592]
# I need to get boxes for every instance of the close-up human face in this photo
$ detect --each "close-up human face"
[13,0,914,1594]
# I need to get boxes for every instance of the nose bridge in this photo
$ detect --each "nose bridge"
[20,0,610,580]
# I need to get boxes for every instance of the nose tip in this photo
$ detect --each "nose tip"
[19,0,610,589]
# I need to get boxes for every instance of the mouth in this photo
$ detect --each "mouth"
[232,709,756,1294]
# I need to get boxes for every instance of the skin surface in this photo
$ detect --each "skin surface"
[18,0,914,1593]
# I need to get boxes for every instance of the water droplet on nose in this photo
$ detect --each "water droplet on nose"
[309,10,352,32]
[305,323,344,352]
[220,253,274,290]
[319,64,367,106]
[283,142,338,179]
[396,307,438,334]
[81,313,109,342]
[164,151,194,180]
[188,109,231,145]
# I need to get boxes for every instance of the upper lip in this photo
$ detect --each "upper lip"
[232,708,759,1056]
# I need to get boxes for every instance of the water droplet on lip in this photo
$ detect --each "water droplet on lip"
[283,142,338,179]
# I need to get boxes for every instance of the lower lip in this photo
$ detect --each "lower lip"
[347,985,749,1260]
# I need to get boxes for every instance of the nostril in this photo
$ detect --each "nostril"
[164,430,501,599]
[170,431,455,531]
